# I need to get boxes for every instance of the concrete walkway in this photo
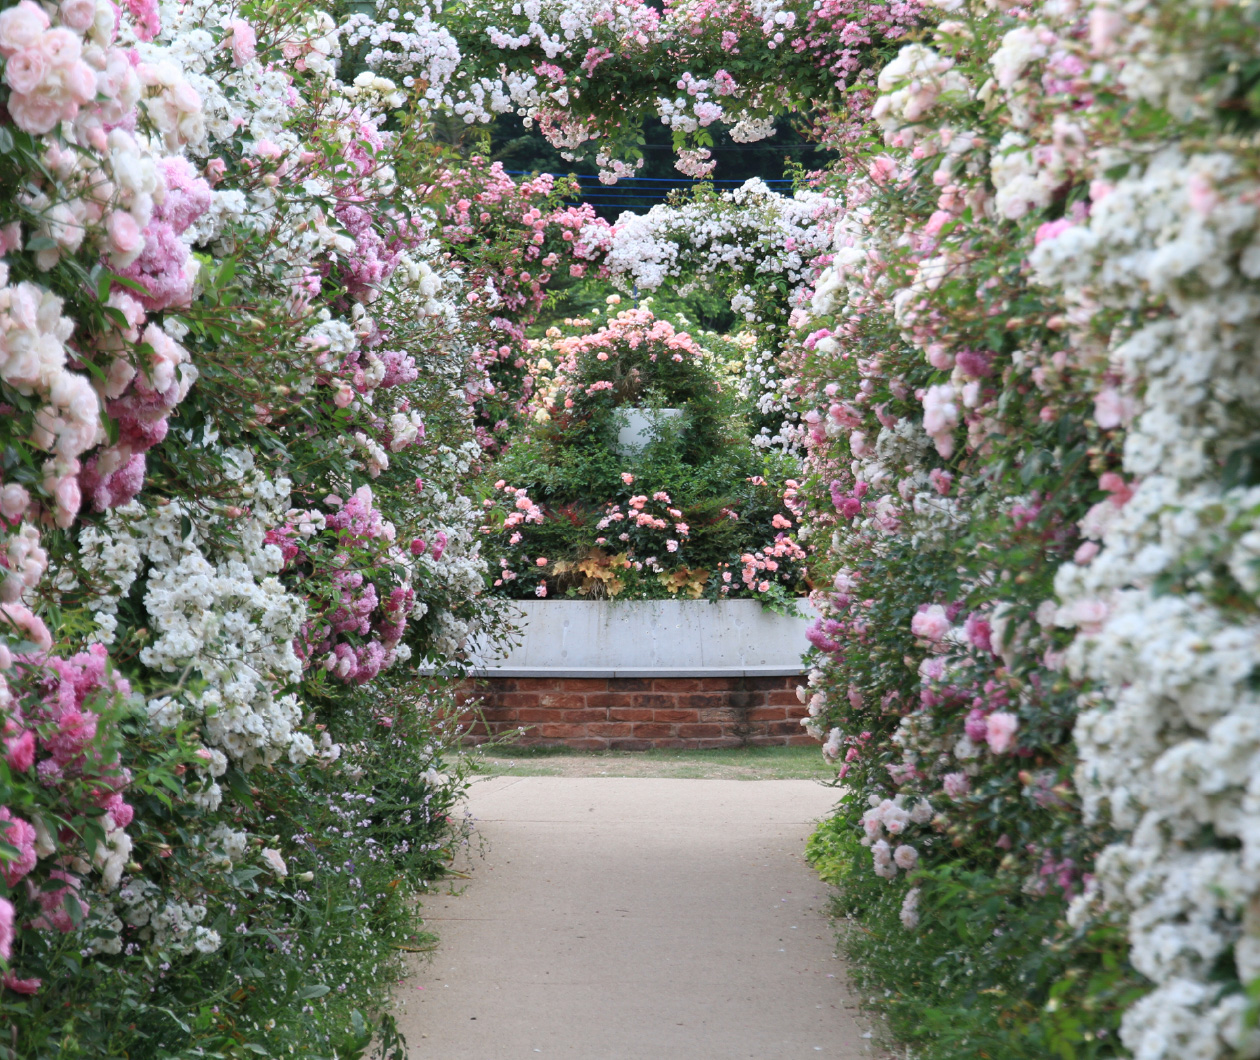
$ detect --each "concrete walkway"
[396,776,880,1059]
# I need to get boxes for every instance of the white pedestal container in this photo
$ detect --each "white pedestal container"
[469,599,812,678]
[615,407,683,456]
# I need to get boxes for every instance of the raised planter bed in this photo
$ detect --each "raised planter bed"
[459,600,814,749]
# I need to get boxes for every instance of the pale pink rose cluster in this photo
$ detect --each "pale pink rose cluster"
[1,524,47,604]
[0,265,102,528]
[0,1,98,134]
[862,796,932,879]
[82,314,197,512]
[910,603,951,642]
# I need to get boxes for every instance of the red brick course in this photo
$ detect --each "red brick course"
[457,675,814,749]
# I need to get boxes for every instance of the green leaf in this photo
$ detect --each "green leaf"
[296,984,330,1000]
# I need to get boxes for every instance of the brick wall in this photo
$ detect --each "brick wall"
[457,675,813,750]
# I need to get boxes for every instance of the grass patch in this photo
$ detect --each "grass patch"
[460,744,839,780]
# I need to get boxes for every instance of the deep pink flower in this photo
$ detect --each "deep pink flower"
[964,612,992,653]
[123,0,159,41]
[31,869,87,933]
[964,708,989,743]
[0,808,37,886]
[1034,218,1074,246]
[4,728,35,772]
[0,897,13,960]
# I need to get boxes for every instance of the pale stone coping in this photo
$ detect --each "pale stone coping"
[467,598,812,674]
[466,666,806,679]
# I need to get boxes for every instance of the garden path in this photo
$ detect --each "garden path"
[396,776,881,1059]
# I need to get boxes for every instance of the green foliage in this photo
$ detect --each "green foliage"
[2,682,470,1060]
[478,308,807,601]
[808,813,1145,1060]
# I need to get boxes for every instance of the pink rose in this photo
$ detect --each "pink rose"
[38,26,80,68]
[3,47,45,93]
[106,210,143,261]
[964,708,988,742]
[910,604,950,642]
[170,80,199,112]
[964,612,992,653]
[4,729,34,772]
[59,0,96,31]
[893,845,918,870]
[985,712,1019,754]
[430,530,447,561]
[205,157,226,184]
[929,468,953,496]
[868,155,896,185]
[0,602,51,650]
[1093,387,1131,430]
[123,0,159,42]
[1098,471,1133,505]
[0,2,49,57]
[0,808,37,886]
[0,483,30,521]
[228,19,256,66]
[1073,541,1100,565]
[0,221,21,254]
[942,772,969,799]
[66,58,96,103]
[1034,218,1074,246]
[0,897,13,962]
[1060,597,1109,631]
[2,972,40,994]
[53,474,81,527]
[6,90,62,134]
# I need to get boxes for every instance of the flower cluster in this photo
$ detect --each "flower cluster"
[0,0,486,1050]
[480,308,807,603]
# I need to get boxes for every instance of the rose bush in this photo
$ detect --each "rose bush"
[0,0,501,1054]
[477,304,808,604]
[454,0,1260,1056]
[4,0,1260,1055]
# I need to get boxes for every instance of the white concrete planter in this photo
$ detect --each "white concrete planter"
[470,599,811,678]
[614,407,682,456]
